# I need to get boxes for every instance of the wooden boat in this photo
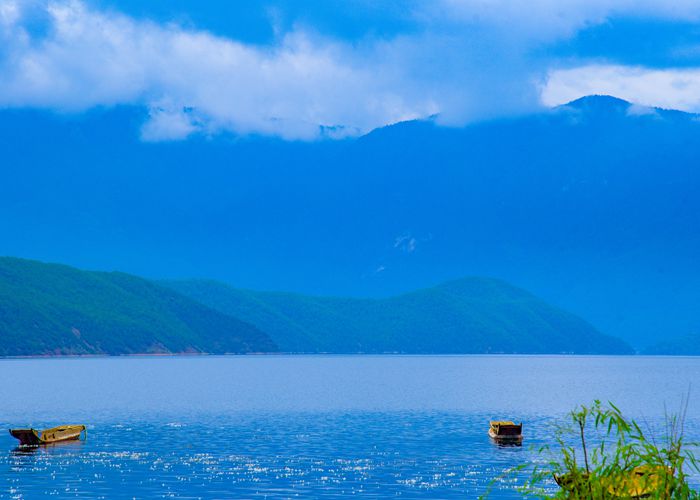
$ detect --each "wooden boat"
[9,425,86,447]
[488,420,523,443]
[554,465,673,498]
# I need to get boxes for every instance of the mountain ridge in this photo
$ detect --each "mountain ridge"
[162,276,634,355]
[1,94,699,349]
[0,256,636,356]
[0,257,277,356]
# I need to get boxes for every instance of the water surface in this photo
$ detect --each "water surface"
[1,355,698,498]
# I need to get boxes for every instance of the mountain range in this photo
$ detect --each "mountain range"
[0,257,632,355]
[163,278,632,354]
[1,95,698,350]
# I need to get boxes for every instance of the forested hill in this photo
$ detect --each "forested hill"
[0,257,276,356]
[3,96,699,350]
[163,278,634,354]
[0,256,635,356]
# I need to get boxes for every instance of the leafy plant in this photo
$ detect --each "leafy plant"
[522,399,700,499]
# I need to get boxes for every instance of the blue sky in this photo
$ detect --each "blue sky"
[2,0,700,140]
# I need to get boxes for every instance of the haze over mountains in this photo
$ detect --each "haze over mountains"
[0,257,632,356]
[644,333,700,356]
[164,278,632,354]
[1,95,699,350]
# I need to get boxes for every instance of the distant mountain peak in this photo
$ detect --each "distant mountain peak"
[556,94,699,122]
[561,94,632,113]
[566,94,631,107]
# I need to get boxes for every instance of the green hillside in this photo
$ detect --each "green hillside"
[163,278,633,354]
[0,257,276,356]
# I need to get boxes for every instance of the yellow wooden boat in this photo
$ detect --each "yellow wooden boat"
[9,425,86,447]
[488,420,523,443]
[554,465,673,498]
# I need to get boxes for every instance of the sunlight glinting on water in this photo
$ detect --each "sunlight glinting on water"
[1,355,699,498]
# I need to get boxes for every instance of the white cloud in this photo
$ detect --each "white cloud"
[1,0,700,140]
[394,234,417,253]
[542,65,700,112]
[626,103,659,117]
[0,1,20,27]
[0,0,438,140]
[141,104,199,142]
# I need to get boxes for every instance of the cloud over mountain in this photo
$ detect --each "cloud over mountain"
[1,0,700,139]
[0,1,438,140]
[542,64,700,111]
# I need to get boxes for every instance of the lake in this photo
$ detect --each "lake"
[1,355,699,498]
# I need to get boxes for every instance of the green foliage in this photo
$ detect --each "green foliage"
[520,400,700,499]
[0,257,276,355]
[163,278,633,354]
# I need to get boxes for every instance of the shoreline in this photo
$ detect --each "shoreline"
[0,352,697,360]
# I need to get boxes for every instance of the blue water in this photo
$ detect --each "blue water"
[1,355,699,498]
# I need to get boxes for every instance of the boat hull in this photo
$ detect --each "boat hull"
[488,420,523,444]
[9,429,42,447]
[9,425,86,446]
[488,428,523,443]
